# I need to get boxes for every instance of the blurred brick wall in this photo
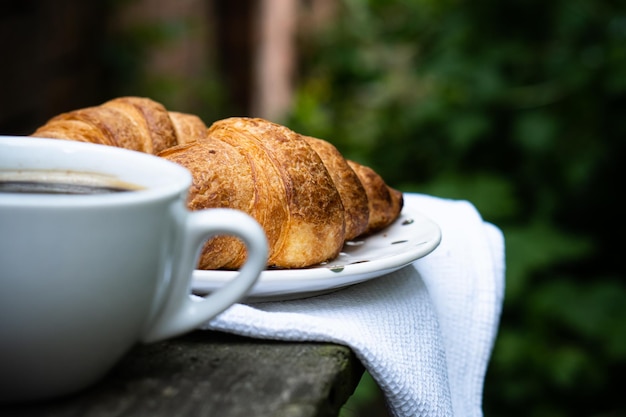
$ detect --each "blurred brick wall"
[0,0,338,135]
[0,1,110,135]
[108,0,217,117]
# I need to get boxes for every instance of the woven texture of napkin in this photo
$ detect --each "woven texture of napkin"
[202,193,505,417]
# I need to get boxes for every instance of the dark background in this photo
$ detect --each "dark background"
[1,1,624,416]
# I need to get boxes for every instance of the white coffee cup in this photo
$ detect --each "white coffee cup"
[0,136,268,402]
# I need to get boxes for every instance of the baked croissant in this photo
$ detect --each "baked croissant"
[31,96,404,269]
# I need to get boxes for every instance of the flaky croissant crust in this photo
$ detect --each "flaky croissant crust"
[32,96,404,269]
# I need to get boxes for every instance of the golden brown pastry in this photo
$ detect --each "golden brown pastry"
[347,160,404,235]
[33,97,178,153]
[31,97,404,269]
[168,111,210,145]
[302,135,369,241]
[158,139,255,270]
[204,118,345,268]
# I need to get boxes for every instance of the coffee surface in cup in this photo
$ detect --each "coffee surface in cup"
[0,170,143,195]
[0,181,134,194]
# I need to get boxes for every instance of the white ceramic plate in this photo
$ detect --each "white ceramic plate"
[192,198,441,301]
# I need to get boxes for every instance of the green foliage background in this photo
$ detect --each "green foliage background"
[283,0,626,416]
[103,0,625,415]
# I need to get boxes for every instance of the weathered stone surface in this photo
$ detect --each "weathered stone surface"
[1,331,364,417]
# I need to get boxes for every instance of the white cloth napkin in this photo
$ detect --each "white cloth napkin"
[202,193,505,417]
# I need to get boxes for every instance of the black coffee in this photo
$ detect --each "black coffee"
[0,170,143,195]
[0,180,134,195]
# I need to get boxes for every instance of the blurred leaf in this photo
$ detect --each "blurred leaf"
[531,278,626,360]
[513,111,558,152]
[403,172,518,222]
[503,223,592,301]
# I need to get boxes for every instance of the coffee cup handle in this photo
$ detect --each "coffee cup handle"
[142,208,268,343]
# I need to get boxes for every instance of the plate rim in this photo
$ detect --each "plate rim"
[192,198,441,299]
